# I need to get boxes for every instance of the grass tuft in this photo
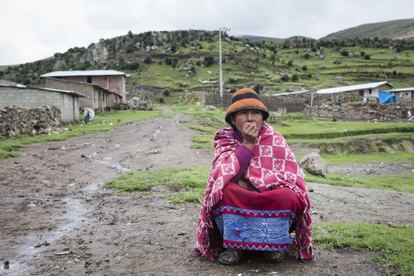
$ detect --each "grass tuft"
[104,166,210,203]
[314,222,414,275]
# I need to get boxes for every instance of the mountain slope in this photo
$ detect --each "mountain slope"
[2,28,414,95]
[322,18,414,40]
[237,35,284,42]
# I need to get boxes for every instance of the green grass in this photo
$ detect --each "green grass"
[305,171,414,194]
[314,222,414,275]
[288,132,414,143]
[104,166,210,203]
[273,119,414,138]
[173,104,225,148]
[323,152,414,164]
[0,110,161,159]
[191,135,213,149]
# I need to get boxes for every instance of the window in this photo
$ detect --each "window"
[86,76,92,83]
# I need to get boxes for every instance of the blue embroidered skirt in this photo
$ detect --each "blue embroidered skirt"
[213,182,302,251]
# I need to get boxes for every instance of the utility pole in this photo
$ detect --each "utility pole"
[219,29,223,106]
[218,27,229,106]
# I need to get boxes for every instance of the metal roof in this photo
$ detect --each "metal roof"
[0,84,85,97]
[316,81,392,95]
[41,70,126,78]
[388,87,414,92]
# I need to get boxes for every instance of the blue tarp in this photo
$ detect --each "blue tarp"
[379,91,395,104]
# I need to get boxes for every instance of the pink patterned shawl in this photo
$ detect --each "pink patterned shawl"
[195,122,314,262]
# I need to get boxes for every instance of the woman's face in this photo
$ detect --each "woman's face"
[231,109,263,132]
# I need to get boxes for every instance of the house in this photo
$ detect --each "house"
[42,77,122,111]
[41,70,127,102]
[316,81,393,103]
[0,84,85,122]
[388,87,414,103]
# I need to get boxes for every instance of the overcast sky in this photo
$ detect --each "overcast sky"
[1,0,413,65]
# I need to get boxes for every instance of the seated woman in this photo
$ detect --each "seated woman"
[195,88,314,265]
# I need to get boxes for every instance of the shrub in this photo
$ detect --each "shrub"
[340,49,349,57]
[144,57,152,64]
[203,56,215,67]
[228,77,238,84]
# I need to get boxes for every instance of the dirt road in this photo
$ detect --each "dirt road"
[1,113,413,275]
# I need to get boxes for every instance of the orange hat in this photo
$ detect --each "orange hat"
[225,88,269,125]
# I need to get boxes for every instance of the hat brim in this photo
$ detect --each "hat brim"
[225,107,269,125]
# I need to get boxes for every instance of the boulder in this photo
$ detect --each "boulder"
[299,152,327,177]
[205,105,217,111]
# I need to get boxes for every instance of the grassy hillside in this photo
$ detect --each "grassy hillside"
[127,45,414,94]
[2,29,414,96]
[323,18,414,40]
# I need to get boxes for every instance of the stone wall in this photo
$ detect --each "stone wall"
[0,106,61,137]
[305,102,414,121]
[205,92,312,112]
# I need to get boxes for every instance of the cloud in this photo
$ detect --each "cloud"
[0,0,413,65]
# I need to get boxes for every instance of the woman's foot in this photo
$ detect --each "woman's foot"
[218,249,243,265]
[265,251,285,263]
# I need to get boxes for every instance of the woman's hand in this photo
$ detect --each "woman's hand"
[238,179,248,189]
[242,122,258,149]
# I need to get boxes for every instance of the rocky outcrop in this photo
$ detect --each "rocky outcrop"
[86,42,109,62]
[0,106,61,137]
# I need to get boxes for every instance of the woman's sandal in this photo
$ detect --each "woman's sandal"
[265,251,285,263]
[218,249,244,265]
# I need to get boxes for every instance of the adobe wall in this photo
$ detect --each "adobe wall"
[0,86,79,122]
[51,75,125,102]
[44,78,94,109]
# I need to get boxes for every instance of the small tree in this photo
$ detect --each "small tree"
[252,83,263,93]
[144,57,152,64]
[203,56,215,67]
